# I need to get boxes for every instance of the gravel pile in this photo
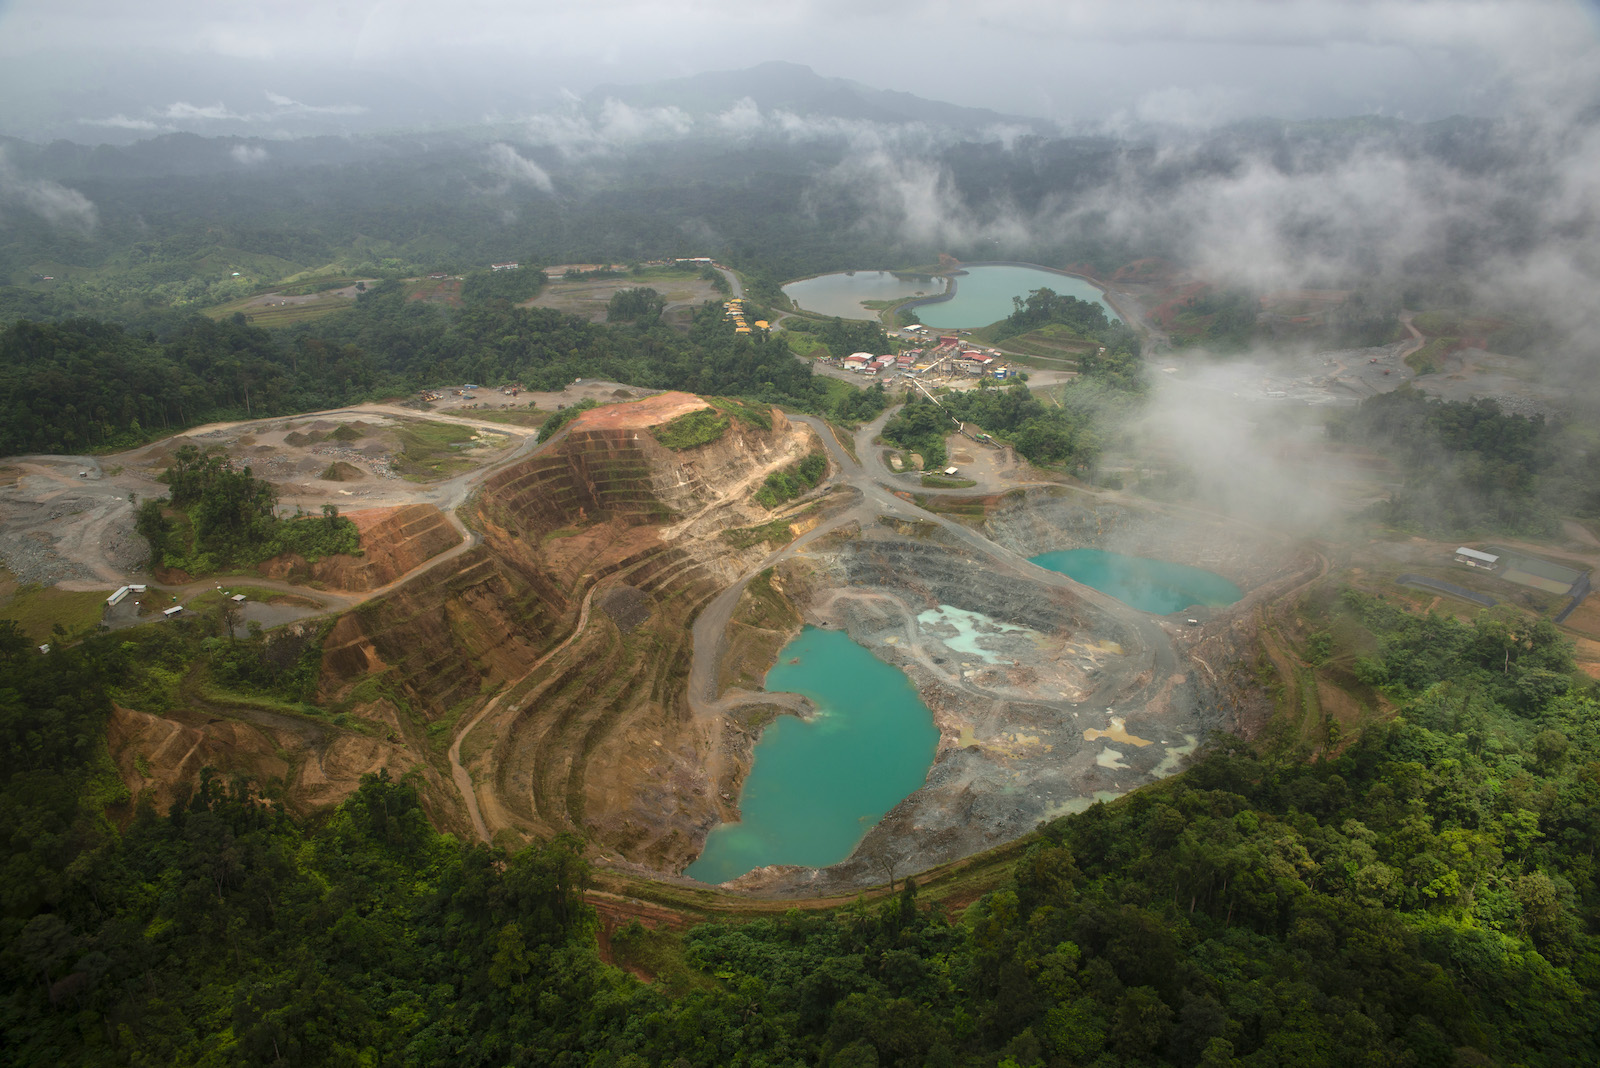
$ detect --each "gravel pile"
[102,514,148,573]
[312,443,400,479]
[0,529,95,586]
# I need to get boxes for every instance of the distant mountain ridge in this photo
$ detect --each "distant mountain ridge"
[583,61,1050,134]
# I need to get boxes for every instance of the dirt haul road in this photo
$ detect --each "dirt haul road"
[0,394,576,594]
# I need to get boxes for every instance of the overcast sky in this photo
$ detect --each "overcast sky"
[1,0,1598,139]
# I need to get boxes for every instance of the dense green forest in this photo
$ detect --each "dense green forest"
[991,288,1143,361]
[0,290,887,456]
[134,445,360,576]
[3,574,1597,1065]
[1327,390,1561,536]
[0,130,1152,329]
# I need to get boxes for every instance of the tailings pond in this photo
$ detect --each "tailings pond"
[781,271,947,321]
[1030,549,1241,615]
[687,626,939,884]
[914,266,1119,329]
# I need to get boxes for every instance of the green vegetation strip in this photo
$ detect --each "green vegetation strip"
[755,452,828,508]
[1405,336,1457,374]
[136,445,361,577]
[721,510,812,551]
[652,408,729,450]
[537,398,599,442]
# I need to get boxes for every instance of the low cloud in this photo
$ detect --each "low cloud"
[0,149,97,231]
[263,91,367,116]
[78,114,166,131]
[162,101,243,121]
[485,142,553,192]
[230,144,269,165]
[80,94,368,134]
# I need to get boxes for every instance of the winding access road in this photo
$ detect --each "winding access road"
[449,586,597,843]
[685,406,1181,751]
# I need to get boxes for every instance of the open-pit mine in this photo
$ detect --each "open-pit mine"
[1,384,1313,894]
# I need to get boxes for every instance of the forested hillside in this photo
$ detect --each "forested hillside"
[1328,389,1563,535]
[3,575,1595,1066]
[0,292,868,455]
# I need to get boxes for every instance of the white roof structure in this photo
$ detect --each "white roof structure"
[1455,547,1499,564]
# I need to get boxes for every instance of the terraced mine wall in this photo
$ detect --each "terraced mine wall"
[477,427,676,540]
[317,410,818,861]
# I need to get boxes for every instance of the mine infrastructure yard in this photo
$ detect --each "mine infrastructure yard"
[8,377,1597,916]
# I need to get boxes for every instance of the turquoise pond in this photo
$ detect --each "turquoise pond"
[914,266,1119,329]
[1029,549,1242,615]
[686,626,939,884]
[781,271,947,320]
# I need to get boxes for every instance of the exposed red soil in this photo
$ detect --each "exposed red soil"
[407,278,463,306]
[1148,281,1213,331]
[1111,258,1180,283]
[570,391,711,431]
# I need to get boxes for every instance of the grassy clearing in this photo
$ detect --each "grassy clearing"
[1412,310,1502,336]
[607,923,717,994]
[191,676,347,725]
[0,575,110,642]
[978,323,1093,363]
[783,331,832,358]
[393,421,501,480]
[913,494,989,522]
[921,474,978,489]
[190,585,323,609]
[204,293,355,328]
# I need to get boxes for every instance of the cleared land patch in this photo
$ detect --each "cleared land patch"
[393,421,509,481]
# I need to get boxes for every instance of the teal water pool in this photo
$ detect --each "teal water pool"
[686,626,939,884]
[1029,548,1241,614]
[913,265,1119,329]
[781,271,947,321]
